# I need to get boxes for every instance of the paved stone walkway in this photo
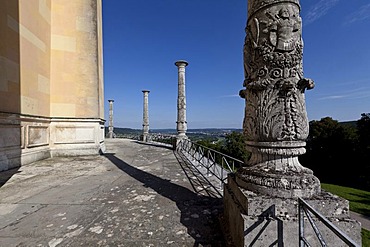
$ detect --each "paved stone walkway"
[0,139,226,247]
[350,212,370,231]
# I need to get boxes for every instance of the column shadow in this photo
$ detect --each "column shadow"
[244,205,284,247]
[174,150,222,198]
[0,0,22,175]
[134,140,174,151]
[0,167,20,188]
[104,153,226,246]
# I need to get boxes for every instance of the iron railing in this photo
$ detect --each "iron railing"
[298,197,360,247]
[176,138,244,189]
[150,135,177,148]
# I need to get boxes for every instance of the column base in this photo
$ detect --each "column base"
[141,134,150,142]
[236,167,321,199]
[223,174,362,247]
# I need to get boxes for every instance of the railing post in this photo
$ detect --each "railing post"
[220,158,224,190]
[299,199,305,247]
[206,150,211,176]
[175,138,244,194]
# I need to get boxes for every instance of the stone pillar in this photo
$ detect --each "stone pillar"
[223,0,361,246]
[108,100,114,138]
[238,0,319,199]
[141,90,150,142]
[175,60,188,142]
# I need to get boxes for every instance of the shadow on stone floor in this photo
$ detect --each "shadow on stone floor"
[134,140,174,151]
[0,167,20,188]
[174,151,222,198]
[104,153,226,247]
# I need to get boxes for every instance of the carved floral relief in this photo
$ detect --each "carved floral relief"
[242,3,313,143]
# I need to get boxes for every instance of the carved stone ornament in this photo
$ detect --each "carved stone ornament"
[238,0,320,198]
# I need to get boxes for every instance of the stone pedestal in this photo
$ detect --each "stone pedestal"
[224,174,362,246]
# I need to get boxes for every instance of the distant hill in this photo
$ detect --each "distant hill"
[339,121,357,128]
[104,127,141,136]
[107,122,358,136]
[105,127,242,139]
[106,127,242,134]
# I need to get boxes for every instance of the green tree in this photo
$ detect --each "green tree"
[222,131,250,162]
[357,113,370,159]
[196,138,222,151]
[301,117,358,185]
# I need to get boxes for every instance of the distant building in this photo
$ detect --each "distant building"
[0,0,105,171]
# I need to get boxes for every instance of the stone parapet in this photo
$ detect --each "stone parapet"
[224,174,362,247]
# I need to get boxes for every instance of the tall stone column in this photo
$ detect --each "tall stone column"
[175,60,188,141]
[141,90,150,142]
[108,100,114,138]
[238,0,319,199]
[223,1,361,246]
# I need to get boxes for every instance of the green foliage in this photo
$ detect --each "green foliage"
[321,183,370,246]
[195,131,250,166]
[357,113,370,159]
[363,228,370,247]
[300,114,370,191]
[223,131,250,162]
[321,183,370,217]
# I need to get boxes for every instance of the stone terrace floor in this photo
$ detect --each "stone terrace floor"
[0,139,227,247]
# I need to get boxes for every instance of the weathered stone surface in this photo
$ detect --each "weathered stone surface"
[236,167,320,199]
[108,99,114,138]
[224,2,362,245]
[175,60,188,142]
[141,90,150,142]
[0,1,105,171]
[0,139,226,246]
[224,175,362,247]
[238,0,320,198]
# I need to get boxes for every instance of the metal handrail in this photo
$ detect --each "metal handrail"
[176,138,244,189]
[150,135,177,148]
[298,197,360,247]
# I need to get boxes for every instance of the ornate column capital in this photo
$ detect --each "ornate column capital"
[175,60,188,68]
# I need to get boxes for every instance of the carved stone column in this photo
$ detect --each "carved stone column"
[108,99,114,138]
[237,0,320,199]
[223,1,362,246]
[175,60,188,142]
[142,90,150,142]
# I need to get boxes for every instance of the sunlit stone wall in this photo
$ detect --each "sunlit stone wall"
[0,0,105,171]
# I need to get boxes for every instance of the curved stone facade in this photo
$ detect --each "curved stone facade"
[0,0,105,171]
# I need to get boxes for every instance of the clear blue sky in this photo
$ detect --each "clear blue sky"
[102,0,370,129]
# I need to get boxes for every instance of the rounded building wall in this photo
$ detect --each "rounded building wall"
[0,0,105,172]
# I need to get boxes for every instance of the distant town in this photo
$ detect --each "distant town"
[106,127,243,142]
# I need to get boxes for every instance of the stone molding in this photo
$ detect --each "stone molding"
[0,112,105,171]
